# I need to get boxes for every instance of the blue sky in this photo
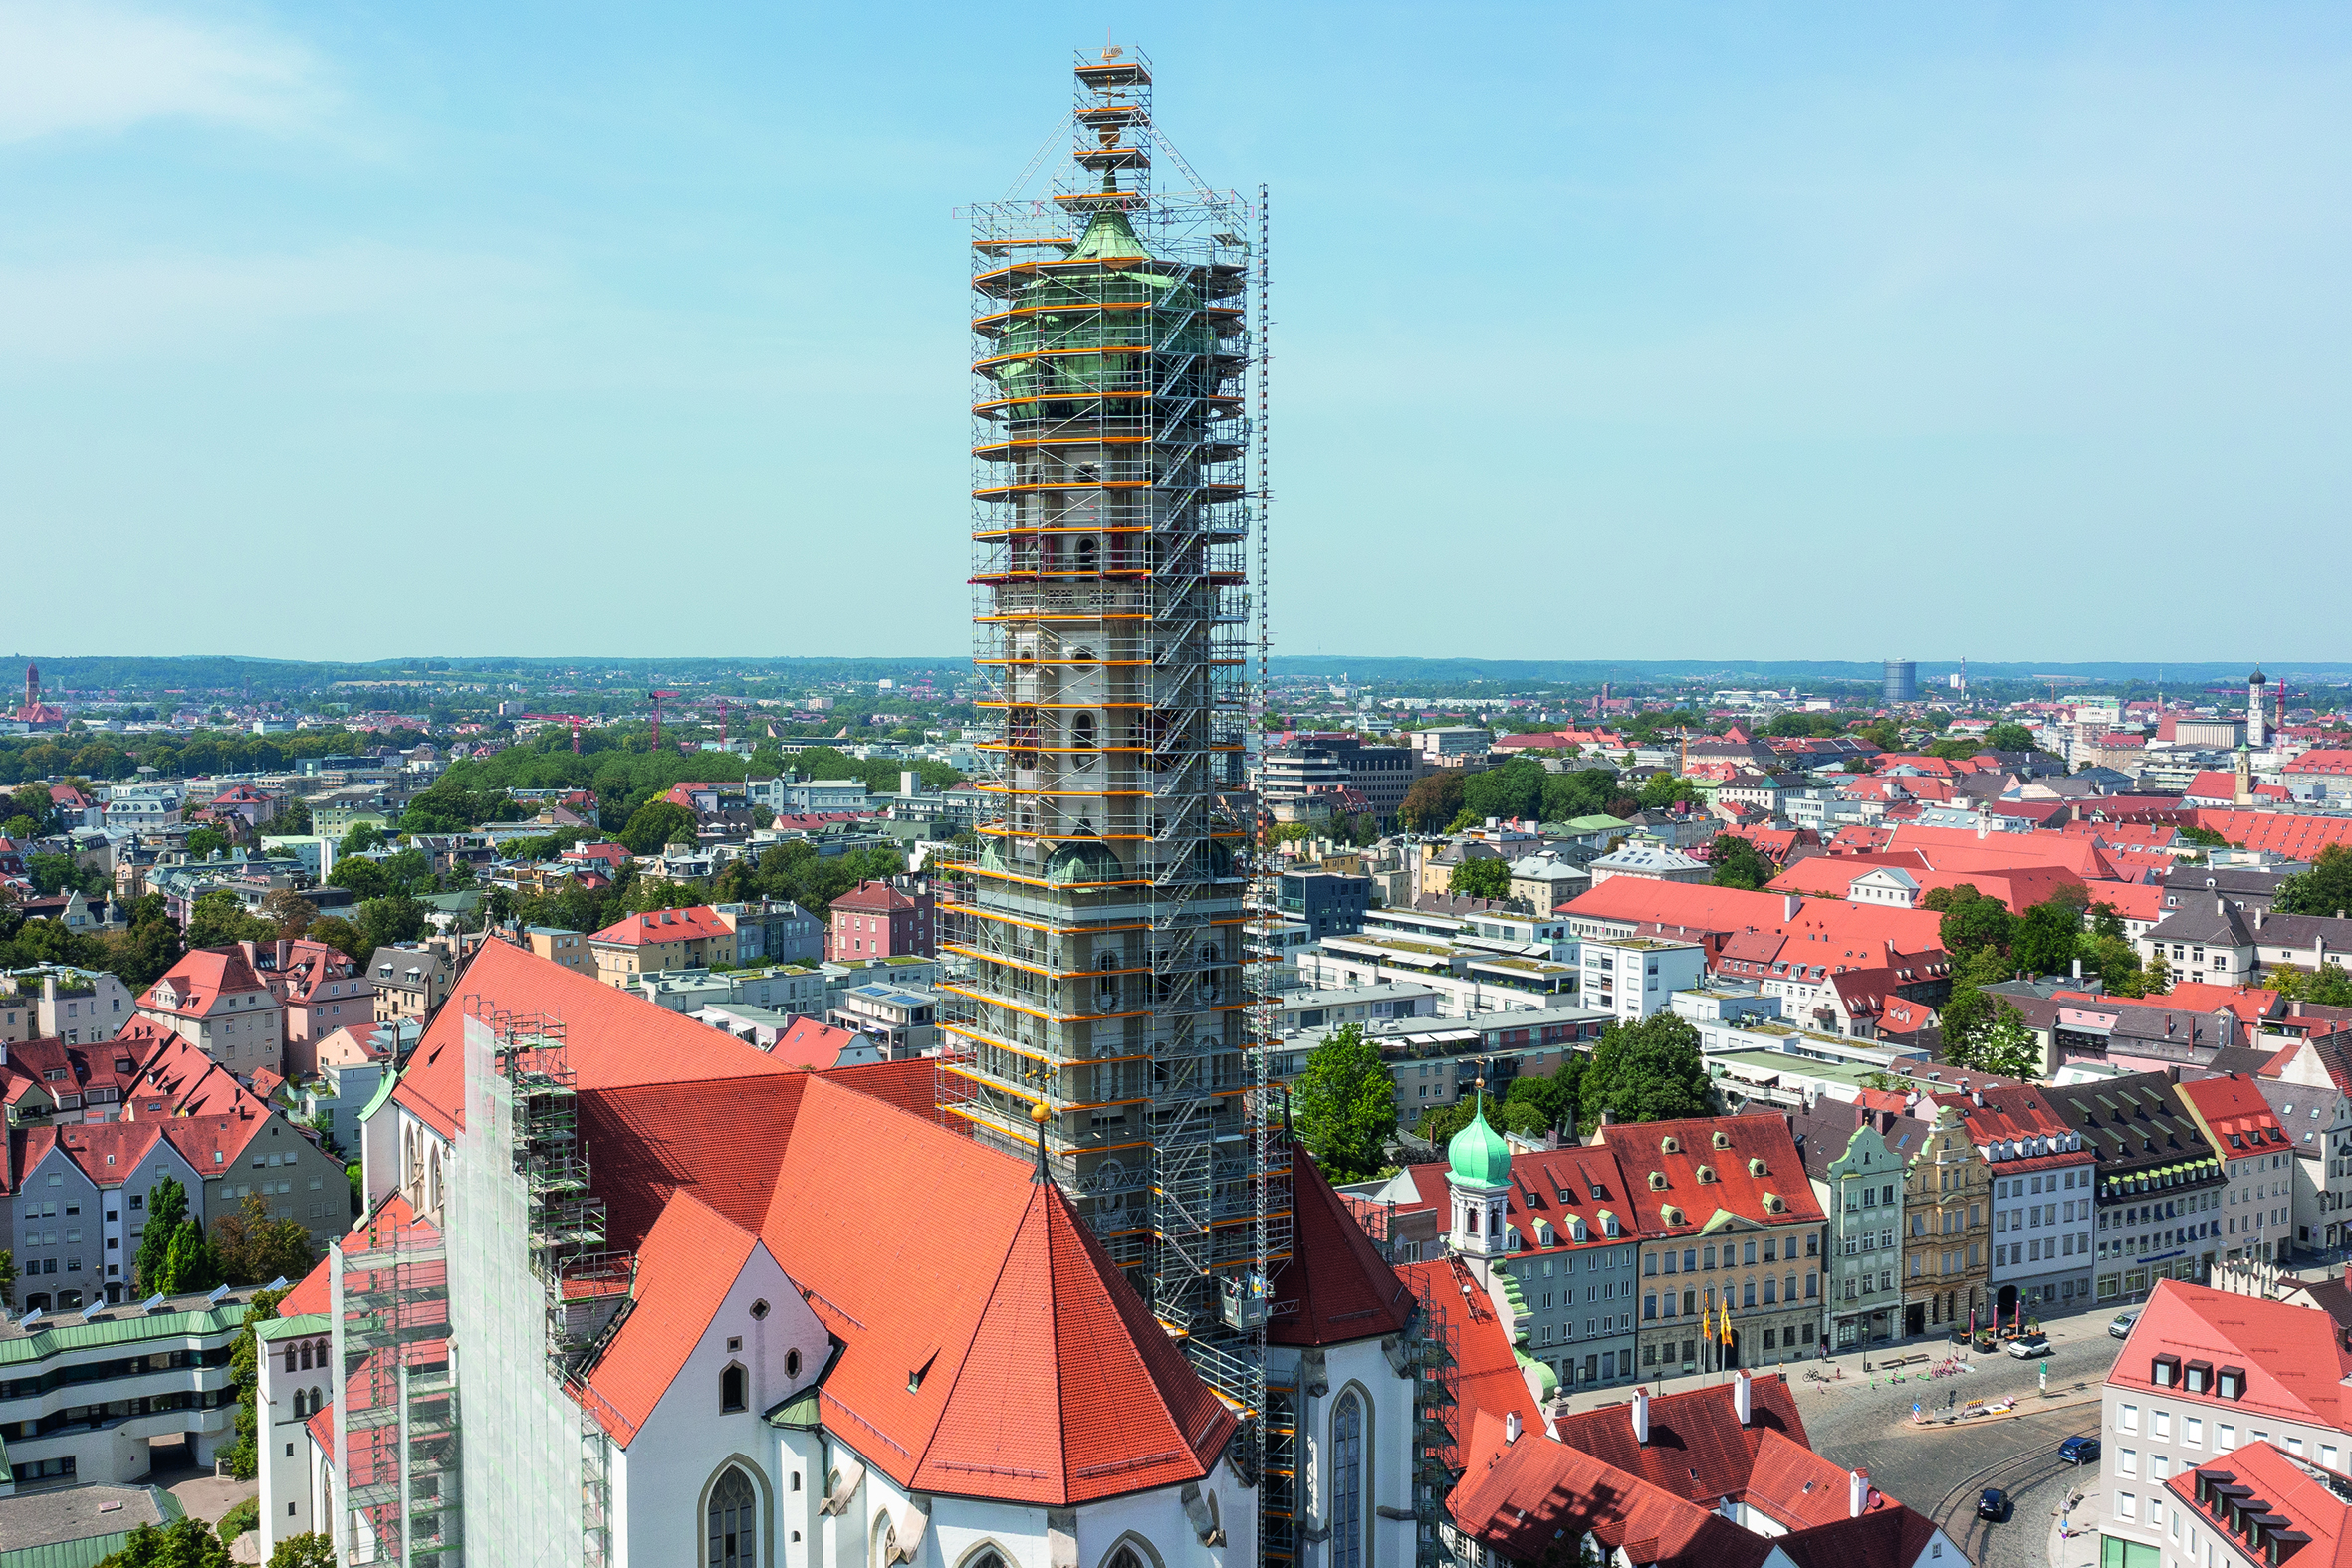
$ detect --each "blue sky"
[4,2,2347,662]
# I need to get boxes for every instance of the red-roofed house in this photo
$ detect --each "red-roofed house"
[588,904,738,986]
[238,937,372,1071]
[2098,1279,2352,1565]
[2168,1441,2352,1568]
[134,946,285,1077]
[2174,1074,2295,1262]
[824,878,936,962]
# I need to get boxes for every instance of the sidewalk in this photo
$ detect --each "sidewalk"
[2049,1479,2101,1568]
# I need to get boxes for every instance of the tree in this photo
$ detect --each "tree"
[1637,773,1701,811]
[1399,772,1466,833]
[260,889,318,938]
[93,1516,231,1568]
[1291,1024,1398,1184]
[266,1537,336,1568]
[2012,892,2089,978]
[356,893,427,954]
[1982,722,2037,754]
[1539,769,1625,823]
[1505,1061,1580,1136]
[618,799,697,853]
[1938,945,2020,1063]
[0,1248,13,1307]
[2267,962,2352,1007]
[1923,883,2013,958]
[184,826,231,859]
[160,1217,222,1296]
[135,1176,189,1292]
[309,915,367,965]
[1706,834,1776,892]
[1926,737,1986,762]
[327,856,391,900]
[379,846,434,890]
[1577,1014,1714,1131]
[338,822,388,855]
[1955,1002,2042,1079]
[210,1194,316,1287]
[2274,845,2352,918]
[184,889,275,950]
[1859,720,1902,751]
[1419,1093,1503,1146]
[1449,857,1511,900]
[217,1286,287,1484]
[1460,759,1546,823]
[2178,825,2230,849]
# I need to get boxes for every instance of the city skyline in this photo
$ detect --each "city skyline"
[7,2,2350,660]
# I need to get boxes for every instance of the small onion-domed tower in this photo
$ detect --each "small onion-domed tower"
[1449,1083,1514,1257]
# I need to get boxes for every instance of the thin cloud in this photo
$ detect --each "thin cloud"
[0,0,331,144]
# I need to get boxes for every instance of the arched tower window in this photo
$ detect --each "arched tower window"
[1332,1390,1366,1568]
[707,1466,757,1568]
[720,1364,747,1414]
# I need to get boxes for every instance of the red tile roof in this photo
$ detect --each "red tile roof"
[393,939,802,1138]
[1401,1256,1541,1457]
[1551,1373,1810,1499]
[2109,1279,2352,1431]
[137,946,275,1018]
[1562,879,1947,967]
[581,1189,761,1445]
[588,905,734,947]
[1267,1141,1413,1346]
[2177,1073,2290,1154]
[1598,1115,1828,1239]
[2193,810,2352,858]
[770,1016,868,1069]
[829,880,925,914]
[2167,1441,2352,1568]
[2164,983,2282,1024]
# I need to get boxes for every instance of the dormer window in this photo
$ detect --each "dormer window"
[2153,1354,2182,1388]
[2186,1359,2213,1394]
[2217,1365,2247,1401]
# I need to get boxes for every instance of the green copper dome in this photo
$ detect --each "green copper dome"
[1447,1089,1513,1190]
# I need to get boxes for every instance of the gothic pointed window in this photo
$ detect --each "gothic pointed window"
[1332,1391,1366,1568]
[708,1466,756,1568]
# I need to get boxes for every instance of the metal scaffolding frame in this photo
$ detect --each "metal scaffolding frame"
[944,43,1290,1556]
[1404,1267,1462,1568]
[335,1210,460,1564]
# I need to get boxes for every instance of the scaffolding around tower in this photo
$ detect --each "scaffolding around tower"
[941,37,1288,1525]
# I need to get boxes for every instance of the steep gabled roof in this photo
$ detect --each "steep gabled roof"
[1552,1374,1808,1500]
[138,946,273,1017]
[582,1189,762,1445]
[1267,1140,1414,1346]
[2110,1279,2352,1431]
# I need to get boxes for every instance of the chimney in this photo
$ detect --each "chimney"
[1600,1110,1617,1127]
[1850,1468,1872,1519]
[1506,1410,1522,1445]
[1783,894,1802,922]
[1632,1386,1650,1446]
[2072,958,2082,982]
[1735,1369,1753,1426]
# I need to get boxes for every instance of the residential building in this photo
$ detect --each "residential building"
[0,1284,275,1485]
[631,964,828,1020]
[1274,1003,1606,1112]
[1506,850,1591,915]
[2047,1072,2229,1304]
[2097,1280,2352,1568]
[367,943,454,1024]
[2175,1074,2296,1265]
[288,1019,406,1157]
[825,982,938,1060]
[1378,1112,1643,1392]
[1796,1102,1923,1349]
[663,781,754,840]
[20,967,136,1045]
[712,898,824,966]
[748,775,870,814]
[133,948,285,1077]
[239,938,370,1073]
[1271,981,1436,1035]
[1407,725,1494,766]
[588,905,739,986]
[1899,1103,1991,1336]
[823,877,935,962]
[1275,869,1371,939]
[1587,839,1713,887]
[1580,934,1708,1022]
[2254,1032,2352,1255]
[521,925,596,978]
[1601,1113,1830,1369]
[1924,1083,2096,1320]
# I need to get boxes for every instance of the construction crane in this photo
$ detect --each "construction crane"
[522,713,590,754]
[648,690,681,752]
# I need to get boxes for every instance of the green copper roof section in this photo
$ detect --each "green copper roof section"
[1515,1346,1559,1400]
[357,1065,400,1124]
[1067,207,1152,261]
[1447,1086,1513,1190]
[0,1306,246,1368]
[255,1312,331,1344]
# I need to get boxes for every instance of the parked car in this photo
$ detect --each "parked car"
[2006,1335,2053,1359]
[2109,1311,2142,1339]
[2059,1435,2101,1465]
[1979,1488,2010,1520]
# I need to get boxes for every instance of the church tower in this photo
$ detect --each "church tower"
[2248,667,2269,749]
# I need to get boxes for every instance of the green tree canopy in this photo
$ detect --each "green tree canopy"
[327,856,392,901]
[266,1536,336,1568]
[1504,1061,1580,1136]
[618,799,697,853]
[2275,845,2352,918]
[1460,759,1547,823]
[1952,1001,2042,1079]
[1983,722,2038,754]
[211,1194,316,1287]
[1706,833,1776,892]
[1291,1024,1398,1184]
[1578,1014,1714,1131]
[134,1176,189,1294]
[1400,772,1466,833]
[1449,857,1512,900]
[184,889,276,951]
[2012,889,2091,978]
[94,1516,231,1568]
[1922,883,2013,957]
[183,826,231,859]
[1539,768,1636,823]
[338,822,388,855]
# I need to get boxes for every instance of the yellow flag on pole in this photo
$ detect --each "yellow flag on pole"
[1718,1301,1732,1345]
